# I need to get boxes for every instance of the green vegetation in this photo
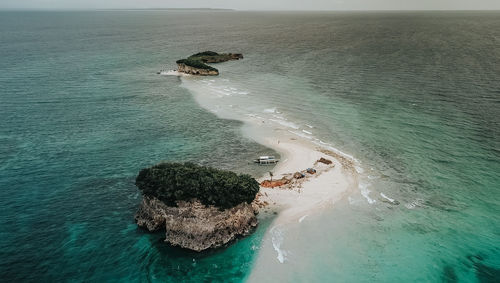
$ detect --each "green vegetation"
[136,162,259,209]
[189,51,241,62]
[175,58,218,71]
[176,51,242,72]
[190,51,219,57]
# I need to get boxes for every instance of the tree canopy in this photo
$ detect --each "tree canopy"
[190,51,219,57]
[135,162,259,209]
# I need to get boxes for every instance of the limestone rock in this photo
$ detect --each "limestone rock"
[135,196,258,252]
[176,63,219,76]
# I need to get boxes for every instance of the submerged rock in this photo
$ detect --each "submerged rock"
[135,196,258,252]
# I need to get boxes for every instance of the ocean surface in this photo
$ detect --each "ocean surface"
[1,11,499,282]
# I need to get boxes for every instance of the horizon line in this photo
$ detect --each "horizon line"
[1,8,500,12]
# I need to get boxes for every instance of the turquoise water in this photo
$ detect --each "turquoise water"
[1,11,499,282]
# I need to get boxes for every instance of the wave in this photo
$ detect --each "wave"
[380,193,395,203]
[405,199,424,209]
[263,107,278,113]
[287,130,313,140]
[159,70,190,76]
[359,183,376,204]
[302,129,312,135]
[270,226,288,263]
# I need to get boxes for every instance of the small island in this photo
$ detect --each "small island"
[175,51,243,76]
[135,162,259,251]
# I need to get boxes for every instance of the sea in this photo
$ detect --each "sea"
[0,10,499,282]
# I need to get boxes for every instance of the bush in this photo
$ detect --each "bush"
[135,162,259,209]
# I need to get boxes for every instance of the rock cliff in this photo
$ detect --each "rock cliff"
[135,196,258,251]
[177,63,219,76]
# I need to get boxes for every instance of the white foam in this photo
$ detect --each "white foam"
[305,124,314,128]
[287,130,313,140]
[380,193,394,203]
[298,215,308,223]
[354,166,364,174]
[327,146,357,162]
[263,107,277,113]
[359,183,376,204]
[270,226,287,263]
[302,130,312,135]
[159,70,191,76]
[405,199,423,209]
[211,88,232,96]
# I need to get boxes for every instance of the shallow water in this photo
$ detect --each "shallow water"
[1,11,499,282]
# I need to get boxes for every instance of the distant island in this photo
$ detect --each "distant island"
[135,162,259,251]
[175,51,243,76]
[104,8,235,11]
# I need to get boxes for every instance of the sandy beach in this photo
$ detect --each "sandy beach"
[182,76,359,266]
[230,130,358,283]
[255,139,357,224]
[239,118,359,269]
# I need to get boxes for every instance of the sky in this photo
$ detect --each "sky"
[1,0,499,11]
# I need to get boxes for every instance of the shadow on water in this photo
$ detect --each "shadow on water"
[138,215,275,282]
[467,255,500,283]
[442,265,458,283]
[442,254,500,283]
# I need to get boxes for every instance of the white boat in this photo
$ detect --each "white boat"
[254,156,279,165]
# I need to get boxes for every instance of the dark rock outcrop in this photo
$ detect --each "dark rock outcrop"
[317,157,333,165]
[177,63,219,76]
[135,196,258,252]
[175,51,243,76]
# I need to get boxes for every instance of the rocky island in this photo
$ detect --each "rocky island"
[175,51,243,76]
[135,162,259,251]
